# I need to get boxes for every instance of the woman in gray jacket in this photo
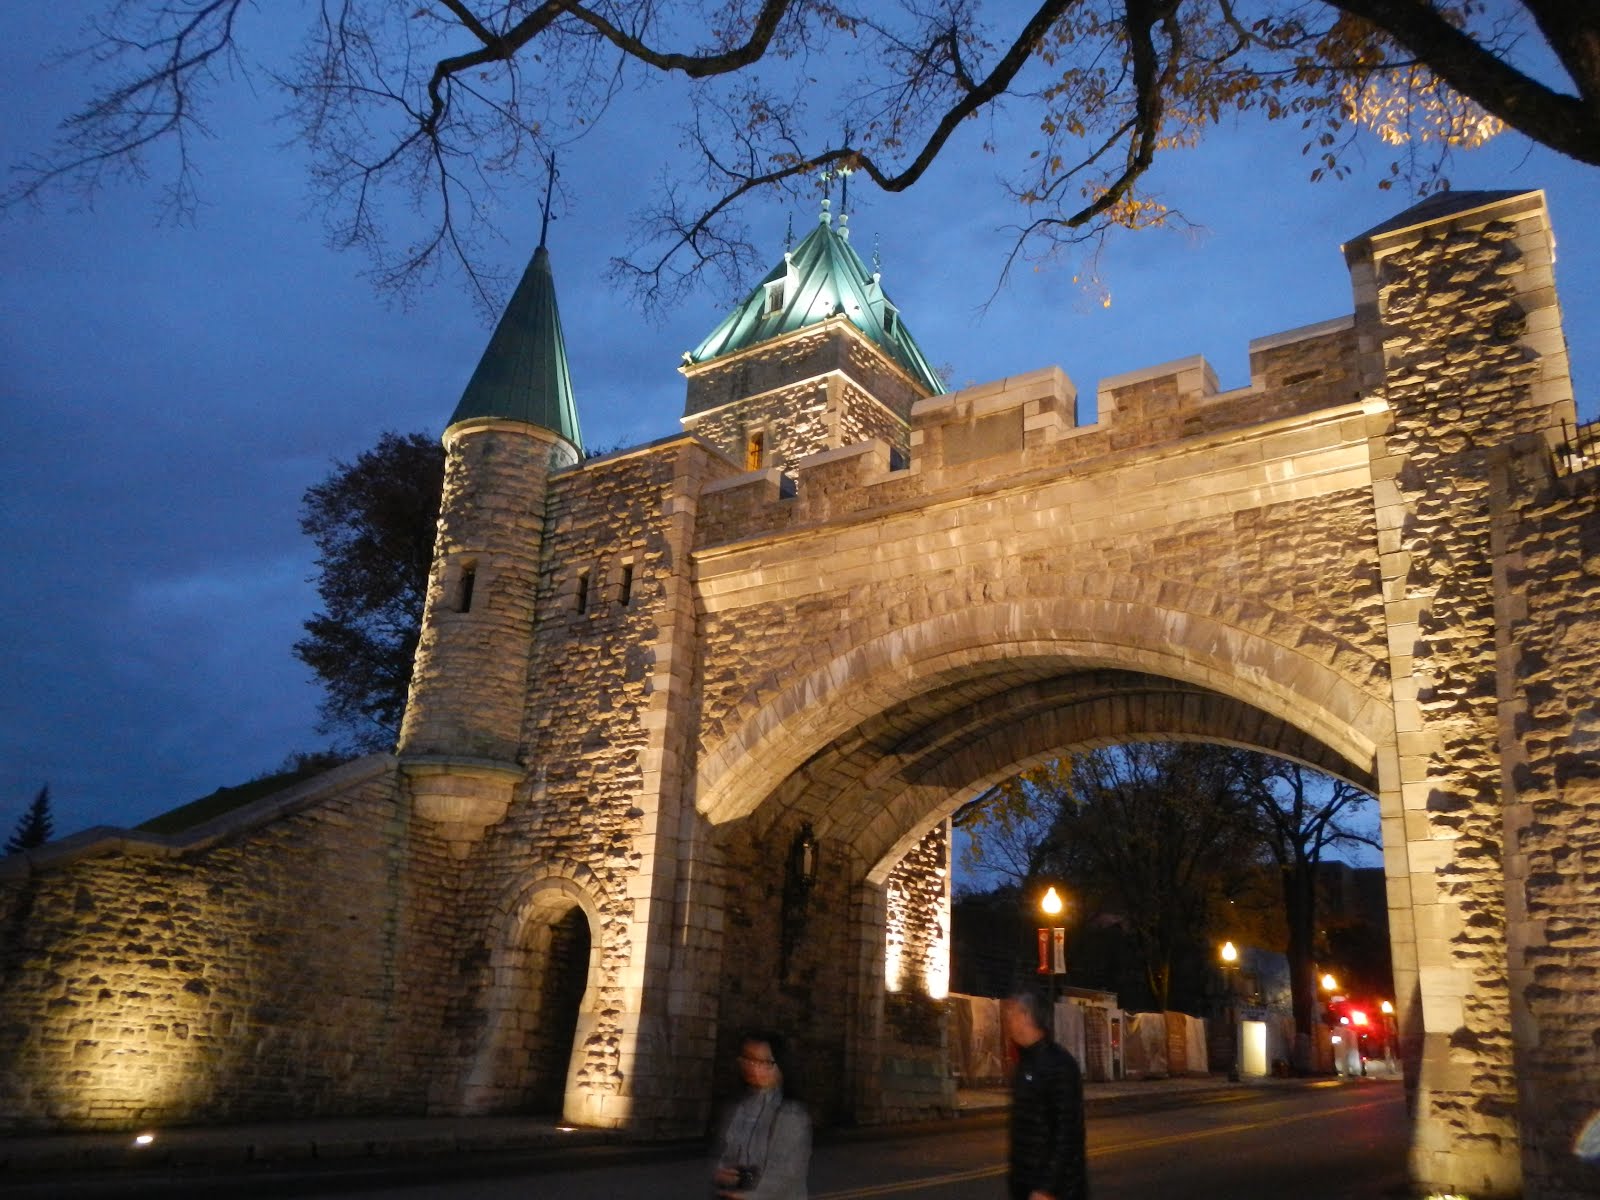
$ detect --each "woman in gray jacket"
[712,1031,811,1199]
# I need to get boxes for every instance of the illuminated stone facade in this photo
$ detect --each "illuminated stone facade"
[2,190,1597,1198]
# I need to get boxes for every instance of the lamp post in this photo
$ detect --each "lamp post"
[1219,940,1241,1082]
[1038,886,1066,1038]
[1380,999,1396,1073]
[1320,971,1341,1075]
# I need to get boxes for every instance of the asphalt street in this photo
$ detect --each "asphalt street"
[9,1078,1408,1199]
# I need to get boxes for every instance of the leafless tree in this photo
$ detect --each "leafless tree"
[10,2,1597,311]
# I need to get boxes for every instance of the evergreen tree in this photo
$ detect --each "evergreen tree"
[5,784,54,854]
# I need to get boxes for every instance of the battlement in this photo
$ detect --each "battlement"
[692,313,1363,547]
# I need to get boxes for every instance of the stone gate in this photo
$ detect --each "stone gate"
[3,189,1598,1199]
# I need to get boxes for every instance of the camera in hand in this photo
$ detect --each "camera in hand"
[734,1165,762,1190]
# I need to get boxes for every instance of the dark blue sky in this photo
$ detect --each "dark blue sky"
[4,6,1597,841]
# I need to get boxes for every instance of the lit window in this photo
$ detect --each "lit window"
[745,430,766,471]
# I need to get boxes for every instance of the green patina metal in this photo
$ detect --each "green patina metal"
[449,243,585,452]
[687,206,946,395]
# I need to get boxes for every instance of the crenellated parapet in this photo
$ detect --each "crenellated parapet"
[692,317,1369,549]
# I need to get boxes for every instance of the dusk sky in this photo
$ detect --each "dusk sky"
[3,6,1596,842]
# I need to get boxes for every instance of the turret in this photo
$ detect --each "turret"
[398,226,583,855]
[680,200,943,473]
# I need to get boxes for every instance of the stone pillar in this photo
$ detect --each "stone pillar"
[399,418,576,851]
[602,440,726,1135]
[1348,190,1575,1198]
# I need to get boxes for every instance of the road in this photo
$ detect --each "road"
[14,1080,1409,1199]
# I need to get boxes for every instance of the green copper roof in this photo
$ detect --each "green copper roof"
[449,243,584,451]
[687,208,945,395]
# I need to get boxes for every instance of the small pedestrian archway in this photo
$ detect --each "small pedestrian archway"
[460,876,601,1120]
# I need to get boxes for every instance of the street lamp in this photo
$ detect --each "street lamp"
[1037,887,1067,1037]
[1219,941,1241,1082]
[1380,999,1396,1072]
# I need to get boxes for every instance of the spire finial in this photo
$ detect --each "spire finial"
[873,232,882,275]
[820,196,832,226]
[538,153,558,248]
[838,157,851,217]
[785,212,794,252]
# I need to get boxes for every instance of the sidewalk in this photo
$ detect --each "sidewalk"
[0,1073,1373,1177]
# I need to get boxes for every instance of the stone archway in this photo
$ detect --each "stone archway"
[459,876,603,1120]
[701,654,1383,1129]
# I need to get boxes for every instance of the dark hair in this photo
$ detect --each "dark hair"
[740,1029,800,1102]
[1008,987,1052,1037]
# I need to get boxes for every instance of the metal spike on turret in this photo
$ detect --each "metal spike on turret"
[447,154,583,455]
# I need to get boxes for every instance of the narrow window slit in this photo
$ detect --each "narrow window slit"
[456,564,476,613]
[576,570,590,614]
[619,562,634,607]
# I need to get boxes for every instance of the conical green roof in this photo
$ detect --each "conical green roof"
[449,244,584,451]
[687,209,945,395]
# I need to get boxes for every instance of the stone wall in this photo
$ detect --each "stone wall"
[682,324,917,477]
[877,822,955,1121]
[1501,460,1600,1199]
[0,759,458,1130]
[435,438,734,1132]
[1347,191,1577,1197]
[400,420,568,763]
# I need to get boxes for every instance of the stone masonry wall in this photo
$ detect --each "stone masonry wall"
[1501,462,1600,1199]
[684,322,924,422]
[0,761,460,1130]
[434,439,735,1132]
[878,822,955,1121]
[884,822,949,997]
[1349,192,1577,1196]
[710,816,859,1127]
[685,377,832,473]
[400,421,565,762]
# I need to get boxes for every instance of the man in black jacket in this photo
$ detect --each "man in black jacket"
[1004,989,1087,1200]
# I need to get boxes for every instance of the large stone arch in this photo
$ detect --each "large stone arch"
[701,651,1392,1130]
[695,595,1392,833]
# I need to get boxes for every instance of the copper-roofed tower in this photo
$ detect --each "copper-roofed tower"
[398,210,582,855]
[681,199,943,473]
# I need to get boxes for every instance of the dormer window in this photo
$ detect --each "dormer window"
[763,280,785,316]
[883,304,899,336]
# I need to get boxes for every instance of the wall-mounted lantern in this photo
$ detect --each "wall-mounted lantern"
[781,822,819,975]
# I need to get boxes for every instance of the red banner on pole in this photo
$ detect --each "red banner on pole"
[1037,927,1049,974]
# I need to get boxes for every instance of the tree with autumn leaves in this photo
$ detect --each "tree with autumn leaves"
[957,743,1377,1062]
[7,2,1596,310]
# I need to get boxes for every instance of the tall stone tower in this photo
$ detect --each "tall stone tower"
[680,200,944,471]
[398,233,584,855]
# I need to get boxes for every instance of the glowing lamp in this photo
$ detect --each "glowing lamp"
[1041,886,1063,916]
[1220,940,1238,965]
[1351,1010,1368,1026]
[133,1133,155,1147]
[1381,1000,1394,1015]
[1321,973,1338,992]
